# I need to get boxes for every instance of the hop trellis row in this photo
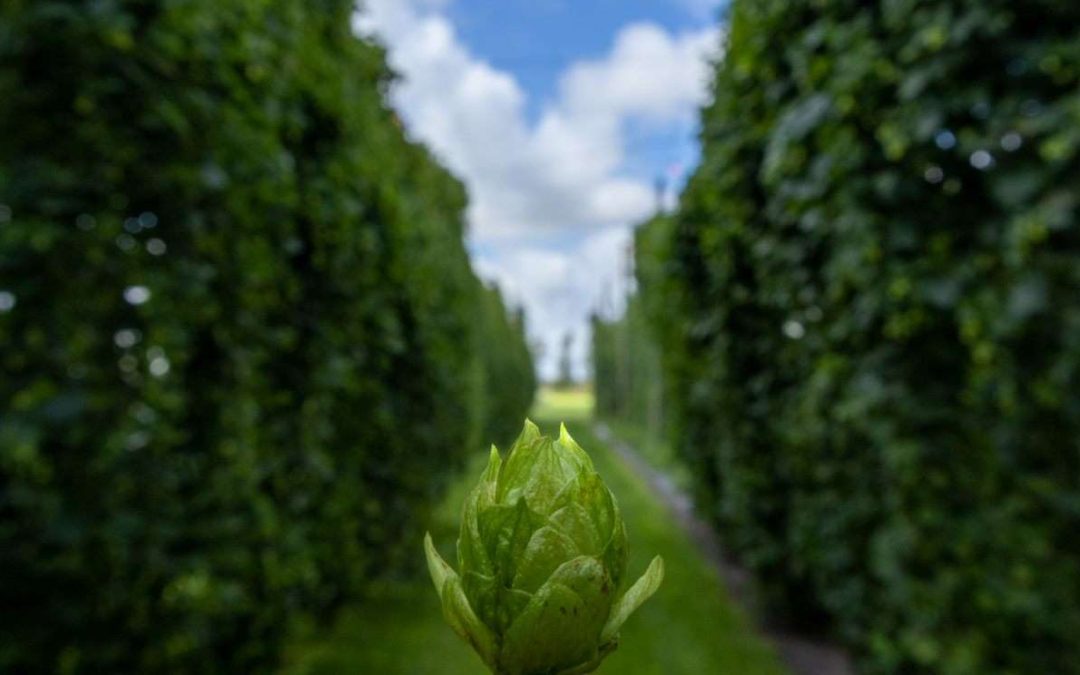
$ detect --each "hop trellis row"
[425,421,664,675]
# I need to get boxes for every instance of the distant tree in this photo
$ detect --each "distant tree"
[531,338,547,368]
[557,331,575,387]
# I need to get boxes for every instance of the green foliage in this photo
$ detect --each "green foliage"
[558,332,576,387]
[591,215,674,486]
[591,216,670,437]
[591,303,664,435]
[651,2,1080,673]
[475,290,538,447]
[0,1,534,672]
[424,421,663,675]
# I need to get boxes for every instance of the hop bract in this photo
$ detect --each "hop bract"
[424,420,664,675]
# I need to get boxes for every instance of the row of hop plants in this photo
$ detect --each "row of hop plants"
[0,1,534,672]
[637,1,1080,674]
[590,262,667,439]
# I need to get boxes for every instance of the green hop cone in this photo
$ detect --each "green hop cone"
[424,420,664,675]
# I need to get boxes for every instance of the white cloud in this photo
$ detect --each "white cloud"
[356,0,720,378]
[474,227,634,381]
[558,23,717,124]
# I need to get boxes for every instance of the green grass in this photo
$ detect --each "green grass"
[280,446,490,675]
[530,385,595,422]
[281,390,786,675]
[562,422,785,675]
[603,418,693,494]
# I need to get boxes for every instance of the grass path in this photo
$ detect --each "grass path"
[282,389,787,675]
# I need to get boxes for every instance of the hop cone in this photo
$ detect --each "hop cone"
[424,420,664,675]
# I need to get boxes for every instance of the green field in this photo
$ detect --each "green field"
[282,388,786,675]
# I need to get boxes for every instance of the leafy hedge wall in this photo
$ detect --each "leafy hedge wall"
[654,1,1080,673]
[591,215,669,435]
[475,286,538,446]
[0,1,533,672]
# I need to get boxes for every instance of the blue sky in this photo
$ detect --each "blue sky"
[358,0,725,379]
[445,1,723,117]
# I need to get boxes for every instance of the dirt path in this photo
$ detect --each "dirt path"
[595,423,856,675]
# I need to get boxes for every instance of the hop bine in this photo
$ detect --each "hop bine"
[424,420,664,675]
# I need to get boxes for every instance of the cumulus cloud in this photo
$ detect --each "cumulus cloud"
[473,227,634,380]
[556,23,717,124]
[356,0,720,378]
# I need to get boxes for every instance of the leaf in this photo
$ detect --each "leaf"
[549,502,603,555]
[601,518,628,592]
[550,471,617,549]
[557,423,596,474]
[459,446,502,574]
[501,438,566,513]
[502,557,612,675]
[478,498,546,586]
[424,531,453,601]
[428,532,498,668]
[462,569,495,620]
[441,572,498,669]
[500,421,593,515]
[600,555,664,643]
[512,525,582,593]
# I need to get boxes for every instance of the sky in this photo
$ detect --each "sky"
[356,0,726,380]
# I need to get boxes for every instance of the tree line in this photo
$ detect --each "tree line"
[596,1,1080,673]
[0,1,535,672]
